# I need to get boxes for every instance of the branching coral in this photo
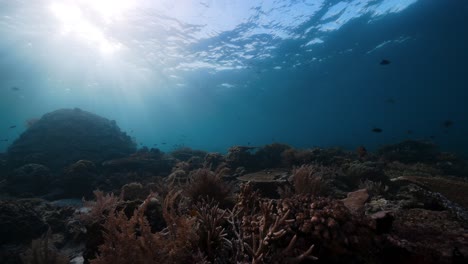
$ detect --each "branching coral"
[91,191,198,264]
[194,199,232,262]
[80,190,120,225]
[185,168,233,208]
[290,164,334,196]
[228,184,318,263]
[279,195,376,262]
[21,229,69,264]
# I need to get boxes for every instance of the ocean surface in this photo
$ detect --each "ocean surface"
[1,0,467,155]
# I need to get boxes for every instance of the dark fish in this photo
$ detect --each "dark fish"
[9,125,16,129]
[372,128,383,133]
[385,98,396,104]
[443,120,453,128]
[429,135,435,139]
[11,86,20,91]
[380,59,391,65]
[1,139,8,142]
[406,130,413,135]
[161,142,167,145]
[247,142,251,145]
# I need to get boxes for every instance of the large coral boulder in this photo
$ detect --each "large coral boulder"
[7,108,136,170]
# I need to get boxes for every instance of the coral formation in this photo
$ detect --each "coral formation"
[378,140,439,164]
[185,168,233,208]
[5,163,52,196]
[7,108,136,170]
[290,164,335,196]
[0,137,467,264]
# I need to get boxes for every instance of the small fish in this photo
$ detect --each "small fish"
[385,98,396,104]
[0,139,8,142]
[247,142,251,145]
[380,59,391,65]
[11,86,20,91]
[429,135,435,139]
[161,142,167,145]
[372,128,383,133]
[9,125,16,129]
[406,130,413,135]
[443,120,453,128]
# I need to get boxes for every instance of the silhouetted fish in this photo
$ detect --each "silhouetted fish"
[9,125,16,129]
[372,128,383,133]
[11,86,20,91]
[443,120,453,128]
[380,59,391,65]
[161,142,167,145]
[429,135,435,139]
[0,139,8,142]
[406,130,413,135]
[385,98,396,104]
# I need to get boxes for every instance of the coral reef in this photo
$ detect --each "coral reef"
[102,147,173,175]
[384,208,468,264]
[378,140,439,164]
[61,160,97,198]
[1,139,467,264]
[7,108,136,170]
[21,229,69,264]
[341,161,387,189]
[237,169,289,198]
[170,147,207,162]
[290,164,335,196]
[393,176,468,209]
[253,143,292,168]
[185,168,233,208]
[0,199,48,244]
[5,163,52,196]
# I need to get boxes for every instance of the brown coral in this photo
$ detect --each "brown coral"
[290,164,334,196]
[185,168,233,208]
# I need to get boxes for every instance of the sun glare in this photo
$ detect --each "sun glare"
[49,1,133,54]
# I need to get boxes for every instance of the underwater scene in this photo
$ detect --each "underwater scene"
[1,0,468,263]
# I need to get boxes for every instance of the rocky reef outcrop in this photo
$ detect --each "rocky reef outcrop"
[6,108,136,171]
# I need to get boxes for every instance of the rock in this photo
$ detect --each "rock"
[342,189,369,214]
[7,108,136,171]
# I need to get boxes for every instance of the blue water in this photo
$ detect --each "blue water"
[0,0,467,155]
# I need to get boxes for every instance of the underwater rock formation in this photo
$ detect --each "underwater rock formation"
[378,140,439,164]
[237,169,289,198]
[5,163,52,196]
[102,148,173,175]
[0,199,48,245]
[7,108,136,171]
